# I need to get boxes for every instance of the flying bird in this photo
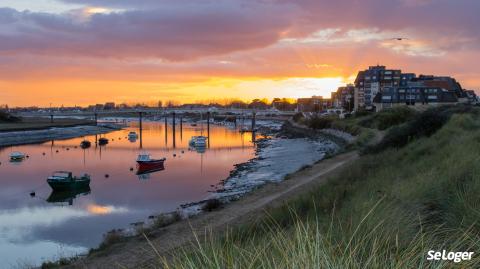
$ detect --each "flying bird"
[391,37,409,41]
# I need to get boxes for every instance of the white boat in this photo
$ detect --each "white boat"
[128,131,138,139]
[10,151,25,161]
[189,136,207,147]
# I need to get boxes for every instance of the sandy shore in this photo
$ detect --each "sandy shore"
[68,150,358,268]
[0,123,122,147]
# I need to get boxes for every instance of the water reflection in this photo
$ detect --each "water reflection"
[47,187,91,206]
[0,120,256,267]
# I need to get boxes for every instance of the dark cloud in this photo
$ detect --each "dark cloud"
[0,2,298,60]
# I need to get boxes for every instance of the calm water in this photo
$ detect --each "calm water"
[0,121,256,267]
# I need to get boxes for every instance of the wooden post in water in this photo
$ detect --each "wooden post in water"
[139,112,143,149]
[164,113,168,146]
[50,114,54,123]
[251,111,256,132]
[180,115,183,141]
[172,111,176,148]
[207,112,211,148]
[94,113,98,126]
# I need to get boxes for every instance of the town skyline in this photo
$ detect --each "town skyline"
[1,0,479,106]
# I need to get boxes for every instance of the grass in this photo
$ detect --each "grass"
[158,106,480,268]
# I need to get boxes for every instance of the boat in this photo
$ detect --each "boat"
[47,171,91,191]
[189,136,207,147]
[9,151,26,161]
[128,131,138,139]
[136,152,166,171]
[98,137,109,145]
[80,140,91,148]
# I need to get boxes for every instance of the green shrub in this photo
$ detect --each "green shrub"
[307,116,332,129]
[0,111,20,123]
[203,199,222,212]
[292,112,304,123]
[362,106,463,154]
[359,106,416,130]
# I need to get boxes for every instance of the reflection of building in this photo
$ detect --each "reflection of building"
[297,96,332,112]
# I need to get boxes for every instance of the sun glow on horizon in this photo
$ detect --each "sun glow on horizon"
[0,76,349,107]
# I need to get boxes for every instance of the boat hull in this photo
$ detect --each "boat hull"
[136,159,165,170]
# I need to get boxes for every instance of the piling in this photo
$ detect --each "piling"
[172,112,176,148]
[139,112,143,149]
[251,111,256,132]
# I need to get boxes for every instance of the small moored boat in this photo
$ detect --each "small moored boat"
[136,153,166,171]
[10,151,26,161]
[47,171,91,191]
[98,137,109,145]
[128,131,138,139]
[189,136,207,147]
[80,140,91,148]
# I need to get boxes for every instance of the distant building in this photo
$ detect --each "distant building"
[297,96,332,112]
[373,86,458,111]
[104,102,116,110]
[354,65,403,110]
[272,99,296,111]
[332,84,355,112]
[349,65,475,112]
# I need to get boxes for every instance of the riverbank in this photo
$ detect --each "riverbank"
[0,123,122,147]
[0,117,95,133]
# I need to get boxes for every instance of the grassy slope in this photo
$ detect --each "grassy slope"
[163,106,480,268]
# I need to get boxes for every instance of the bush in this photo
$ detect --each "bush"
[153,212,182,228]
[306,116,332,129]
[292,112,304,123]
[363,105,475,154]
[359,106,416,130]
[203,199,222,212]
[0,111,20,123]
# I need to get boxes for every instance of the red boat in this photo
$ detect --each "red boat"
[136,153,166,171]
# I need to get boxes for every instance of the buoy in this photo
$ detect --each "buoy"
[105,174,109,178]
[181,150,185,154]
[129,167,134,171]
[66,148,70,150]
[173,154,176,157]
[56,150,59,153]
[42,152,45,155]
[74,146,78,148]
[26,155,29,158]
[30,192,35,197]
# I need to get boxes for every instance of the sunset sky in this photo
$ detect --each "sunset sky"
[0,0,479,107]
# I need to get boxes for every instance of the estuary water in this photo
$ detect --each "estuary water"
[0,121,256,267]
